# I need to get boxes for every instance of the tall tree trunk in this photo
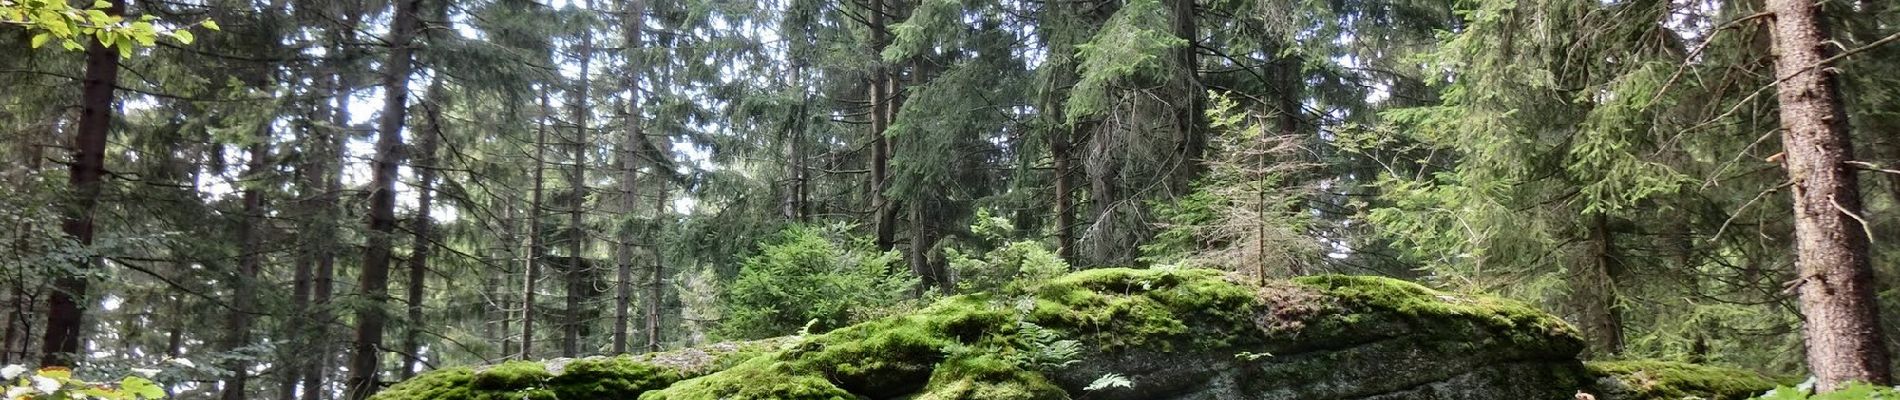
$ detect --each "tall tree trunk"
[1581,213,1625,356]
[305,40,352,400]
[644,178,666,353]
[867,0,897,252]
[522,92,552,360]
[613,0,645,355]
[1039,1,1081,264]
[400,80,445,379]
[40,0,123,369]
[345,0,424,396]
[282,115,318,400]
[1167,0,1204,191]
[562,9,595,357]
[1268,39,1303,276]
[1765,0,1892,390]
[222,124,271,400]
[495,203,517,359]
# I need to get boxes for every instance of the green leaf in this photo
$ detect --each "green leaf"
[30,33,51,48]
[200,20,218,31]
[169,29,191,45]
[121,376,164,399]
[91,0,110,9]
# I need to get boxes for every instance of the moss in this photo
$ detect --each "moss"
[1588,360,1776,400]
[373,357,693,400]
[1291,275,1580,350]
[1754,383,1900,399]
[1027,268,1258,350]
[642,295,1019,399]
[547,356,687,398]
[636,356,858,400]
[372,367,476,400]
[914,355,1067,400]
[378,269,1652,399]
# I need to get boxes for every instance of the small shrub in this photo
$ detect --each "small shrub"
[718,225,918,339]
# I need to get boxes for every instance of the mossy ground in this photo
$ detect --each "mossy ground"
[1755,383,1900,399]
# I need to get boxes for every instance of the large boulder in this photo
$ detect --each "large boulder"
[373,268,1772,399]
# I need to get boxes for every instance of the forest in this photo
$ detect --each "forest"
[1,0,1898,397]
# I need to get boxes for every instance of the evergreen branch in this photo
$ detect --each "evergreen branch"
[1710,180,1792,244]
[1645,11,1773,108]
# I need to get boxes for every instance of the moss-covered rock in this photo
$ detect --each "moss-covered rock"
[378,268,1776,400]
[370,338,788,400]
[1586,360,1778,400]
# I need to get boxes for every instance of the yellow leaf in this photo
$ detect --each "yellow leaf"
[36,367,71,380]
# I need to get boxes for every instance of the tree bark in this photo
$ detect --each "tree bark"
[867,0,898,252]
[221,124,271,400]
[562,6,595,357]
[304,47,351,400]
[40,0,123,369]
[304,37,352,400]
[1036,0,1086,264]
[282,112,319,400]
[400,79,445,379]
[495,204,515,359]
[645,178,667,353]
[345,0,424,396]
[1581,213,1625,356]
[613,0,645,355]
[1765,0,1892,390]
[1167,0,1205,191]
[522,91,552,360]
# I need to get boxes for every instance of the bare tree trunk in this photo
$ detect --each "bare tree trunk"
[1035,1,1084,264]
[1580,213,1625,356]
[40,0,123,369]
[305,40,351,400]
[1166,0,1205,191]
[562,7,595,357]
[221,124,271,400]
[613,0,645,355]
[1765,0,1892,390]
[645,178,667,353]
[496,203,517,358]
[399,80,444,379]
[867,0,897,252]
[522,92,552,360]
[304,50,350,400]
[345,0,423,396]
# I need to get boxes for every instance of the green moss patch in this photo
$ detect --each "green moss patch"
[371,340,784,400]
[1754,383,1900,399]
[1028,268,1260,350]
[1588,360,1776,400]
[1291,275,1581,351]
[914,355,1067,400]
